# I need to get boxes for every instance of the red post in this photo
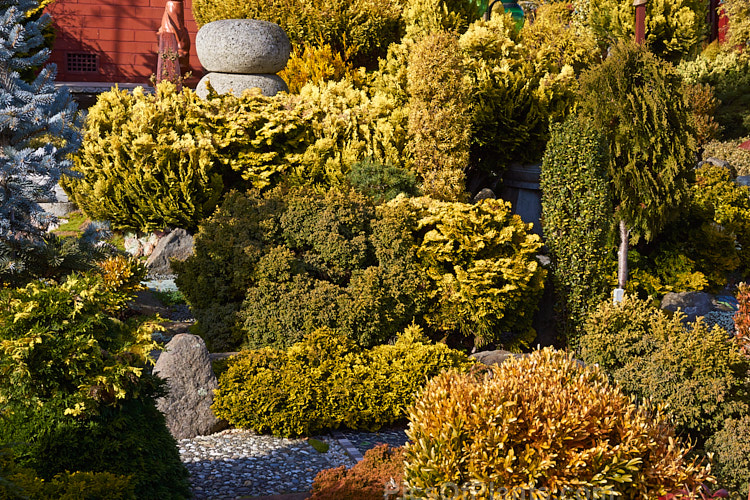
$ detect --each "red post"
[708,0,720,42]
[156,31,181,88]
[718,0,729,44]
[634,0,647,44]
[157,0,190,74]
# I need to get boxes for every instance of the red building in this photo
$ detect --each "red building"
[45,0,729,92]
[45,0,202,89]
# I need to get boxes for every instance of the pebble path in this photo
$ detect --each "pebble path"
[178,426,409,499]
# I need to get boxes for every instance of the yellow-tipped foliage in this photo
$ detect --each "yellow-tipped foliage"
[406,30,471,202]
[383,195,545,350]
[279,43,361,94]
[211,325,474,437]
[96,255,146,296]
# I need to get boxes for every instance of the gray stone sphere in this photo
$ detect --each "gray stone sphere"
[195,72,289,98]
[196,19,291,74]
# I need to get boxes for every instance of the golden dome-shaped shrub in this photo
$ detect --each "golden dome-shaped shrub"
[404,348,712,499]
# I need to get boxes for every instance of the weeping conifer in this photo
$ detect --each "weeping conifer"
[578,41,696,243]
[577,41,696,291]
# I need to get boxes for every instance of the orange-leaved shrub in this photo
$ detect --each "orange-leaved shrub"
[310,444,405,500]
[735,282,750,357]
[403,348,712,499]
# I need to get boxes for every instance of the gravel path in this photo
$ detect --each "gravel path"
[335,424,409,456]
[178,430,355,499]
[177,426,411,499]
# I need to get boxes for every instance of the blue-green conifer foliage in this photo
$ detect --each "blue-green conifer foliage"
[0,0,81,268]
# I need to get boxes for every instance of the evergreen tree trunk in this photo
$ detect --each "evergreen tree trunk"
[617,219,628,289]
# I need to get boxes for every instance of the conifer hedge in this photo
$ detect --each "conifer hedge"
[541,116,612,348]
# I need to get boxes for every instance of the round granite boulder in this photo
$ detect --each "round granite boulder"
[196,19,291,74]
[195,72,289,98]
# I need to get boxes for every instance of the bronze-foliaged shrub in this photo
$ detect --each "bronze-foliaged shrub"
[404,348,712,498]
[310,445,405,500]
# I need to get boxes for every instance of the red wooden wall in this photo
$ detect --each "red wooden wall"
[45,0,728,86]
[46,0,203,85]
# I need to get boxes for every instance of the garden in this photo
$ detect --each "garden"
[2,0,750,497]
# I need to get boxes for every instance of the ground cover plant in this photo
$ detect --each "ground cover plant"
[211,325,474,437]
[0,447,135,500]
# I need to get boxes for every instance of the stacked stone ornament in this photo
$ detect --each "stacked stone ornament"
[195,19,290,98]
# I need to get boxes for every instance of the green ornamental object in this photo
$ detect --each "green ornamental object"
[503,0,525,29]
[481,0,525,30]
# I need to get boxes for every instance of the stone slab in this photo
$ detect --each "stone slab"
[154,334,227,439]
[196,72,288,98]
[196,19,290,74]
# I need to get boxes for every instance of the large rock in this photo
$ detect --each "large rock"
[471,350,526,366]
[39,201,77,217]
[153,334,227,440]
[195,72,288,98]
[196,19,291,74]
[146,228,194,276]
[661,291,715,323]
[702,157,733,171]
[472,188,496,203]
